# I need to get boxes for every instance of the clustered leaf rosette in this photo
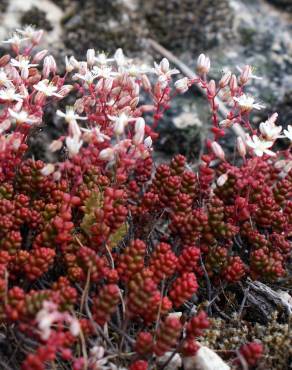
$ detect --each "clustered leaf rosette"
[0,28,290,369]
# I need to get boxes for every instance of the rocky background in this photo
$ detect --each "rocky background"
[0,0,291,159]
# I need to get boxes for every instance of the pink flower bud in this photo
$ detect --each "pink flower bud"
[43,55,57,78]
[69,318,80,336]
[154,82,162,98]
[160,58,170,74]
[58,85,74,98]
[53,171,61,181]
[49,139,63,152]
[267,112,278,125]
[32,50,48,63]
[132,83,140,97]
[12,137,21,151]
[197,54,210,74]
[0,120,11,134]
[111,87,121,96]
[207,80,216,98]
[99,147,115,161]
[86,49,95,66]
[69,120,81,138]
[219,71,231,88]
[35,92,46,105]
[14,100,24,112]
[236,136,246,158]
[133,117,145,145]
[104,77,114,92]
[65,57,74,73]
[10,67,21,85]
[130,97,139,109]
[140,105,155,113]
[117,96,132,109]
[32,30,44,45]
[211,142,225,161]
[144,136,153,149]
[219,119,233,128]
[229,74,238,92]
[174,77,189,93]
[239,65,252,85]
[0,54,10,67]
[142,74,151,91]
[69,56,80,69]
[40,163,55,176]
[217,173,228,187]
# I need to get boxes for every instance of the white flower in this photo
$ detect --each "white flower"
[0,120,11,134]
[89,346,110,369]
[69,318,80,336]
[40,164,55,176]
[56,106,87,124]
[133,117,145,145]
[95,52,114,66]
[183,346,230,370]
[99,147,115,161]
[211,142,225,161]
[92,66,116,79]
[37,313,56,340]
[65,56,79,72]
[73,70,98,84]
[36,301,60,340]
[197,53,211,74]
[233,94,265,112]
[217,173,228,187]
[8,108,38,125]
[236,136,246,158]
[43,55,57,78]
[108,112,131,136]
[237,65,262,84]
[275,159,292,179]
[144,136,153,149]
[3,33,28,47]
[219,119,233,128]
[219,71,232,88]
[65,56,74,73]
[157,352,182,370]
[66,135,83,157]
[16,26,43,43]
[246,135,276,157]
[121,64,151,77]
[36,301,80,340]
[68,120,82,138]
[153,58,179,87]
[33,49,48,63]
[81,126,110,143]
[259,120,282,141]
[114,49,129,67]
[4,133,22,151]
[57,84,73,97]
[0,87,24,102]
[86,49,96,66]
[10,56,38,79]
[0,69,13,88]
[90,346,105,359]
[283,125,292,142]
[167,312,182,319]
[16,26,36,38]
[33,79,62,97]
[49,139,63,152]
[174,77,189,93]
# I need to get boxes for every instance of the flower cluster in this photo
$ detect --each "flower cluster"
[1,28,290,369]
